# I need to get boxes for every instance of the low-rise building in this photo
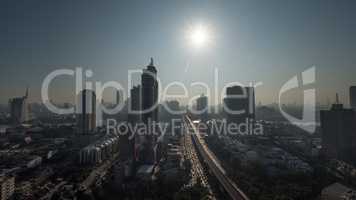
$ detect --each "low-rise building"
[321,182,356,200]
[78,135,119,164]
[26,156,42,169]
[0,175,15,200]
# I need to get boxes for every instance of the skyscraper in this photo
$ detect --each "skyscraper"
[223,86,255,125]
[128,86,142,124]
[9,88,28,124]
[126,85,142,160]
[321,95,356,164]
[76,89,96,134]
[350,86,356,110]
[141,58,158,124]
[140,58,159,164]
[196,94,208,121]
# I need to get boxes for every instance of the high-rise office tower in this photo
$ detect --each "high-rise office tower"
[9,87,28,124]
[321,95,356,164]
[223,86,255,125]
[76,89,96,134]
[350,86,356,110]
[140,58,158,164]
[196,94,208,121]
[141,58,158,123]
[129,86,142,124]
[125,85,142,160]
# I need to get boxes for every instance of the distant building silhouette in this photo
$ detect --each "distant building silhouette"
[164,100,180,113]
[223,86,255,125]
[196,94,208,121]
[321,94,356,165]
[350,86,356,110]
[76,89,96,134]
[9,87,29,124]
[116,89,121,106]
[159,100,180,122]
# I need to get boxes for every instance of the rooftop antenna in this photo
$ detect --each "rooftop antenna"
[149,57,154,66]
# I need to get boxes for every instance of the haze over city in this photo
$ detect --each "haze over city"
[1,1,356,200]
[1,0,355,105]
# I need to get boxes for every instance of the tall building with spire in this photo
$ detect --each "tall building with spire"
[139,58,159,164]
[141,57,158,124]
[9,87,29,124]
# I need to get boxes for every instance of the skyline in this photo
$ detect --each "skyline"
[2,1,356,199]
[0,0,355,105]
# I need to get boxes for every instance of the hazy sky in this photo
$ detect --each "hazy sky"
[0,0,355,106]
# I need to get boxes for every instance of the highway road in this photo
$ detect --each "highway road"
[182,123,213,193]
[184,116,249,200]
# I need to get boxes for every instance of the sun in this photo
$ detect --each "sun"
[186,24,212,49]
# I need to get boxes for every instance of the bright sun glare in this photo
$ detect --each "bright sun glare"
[187,24,211,49]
